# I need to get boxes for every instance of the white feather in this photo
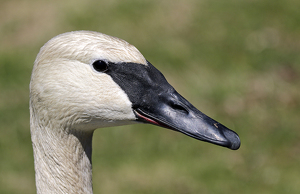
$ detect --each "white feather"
[30,31,146,193]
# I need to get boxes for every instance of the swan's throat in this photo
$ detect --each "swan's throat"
[31,122,94,194]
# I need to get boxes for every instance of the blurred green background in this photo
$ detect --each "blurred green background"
[1,0,300,193]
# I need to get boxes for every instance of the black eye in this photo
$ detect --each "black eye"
[92,60,109,72]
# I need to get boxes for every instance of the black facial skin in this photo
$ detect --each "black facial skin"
[102,60,240,150]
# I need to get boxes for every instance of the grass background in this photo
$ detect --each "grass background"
[1,0,300,193]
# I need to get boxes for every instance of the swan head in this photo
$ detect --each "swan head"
[30,31,240,150]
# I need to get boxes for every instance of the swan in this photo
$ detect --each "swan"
[30,31,240,194]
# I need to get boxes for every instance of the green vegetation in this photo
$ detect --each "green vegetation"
[1,0,299,193]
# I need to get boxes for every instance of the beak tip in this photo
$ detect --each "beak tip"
[230,139,241,150]
[224,130,241,150]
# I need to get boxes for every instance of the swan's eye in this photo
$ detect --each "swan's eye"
[92,60,109,72]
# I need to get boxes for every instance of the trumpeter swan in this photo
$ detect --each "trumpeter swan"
[30,31,240,194]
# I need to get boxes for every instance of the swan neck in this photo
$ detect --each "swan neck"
[30,121,94,194]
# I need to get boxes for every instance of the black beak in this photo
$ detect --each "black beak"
[133,90,240,150]
[106,61,240,150]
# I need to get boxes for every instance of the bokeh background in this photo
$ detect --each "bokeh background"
[1,0,300,193]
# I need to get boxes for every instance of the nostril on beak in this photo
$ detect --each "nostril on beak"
[170,101,189,115]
